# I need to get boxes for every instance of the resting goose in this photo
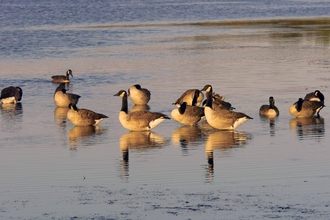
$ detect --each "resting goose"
[54,83,81,107]
[259,96,279,117]
[304,90,324,104]
[173,89,204,107]
[52,69,73,83]
[201,84,252,130]
[171,90,205,125]
[171,102,205,125]
[128,84,151,105]
[114,90,170,131]
[289,98,324,118]
[0,86,23,104]
[67,104,108,126]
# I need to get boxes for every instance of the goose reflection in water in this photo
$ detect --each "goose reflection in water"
[205,130,251,182]
[54,107,69,127]
[171,125,205,155]
[0,103,23,131]
[119,131,167,181]
[1,102,23,117]
[259,116,277,136]
[130,104,150,112]
[289,117,325,140]
[68,125,106,149]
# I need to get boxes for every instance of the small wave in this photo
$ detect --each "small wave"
[14,17,330,32]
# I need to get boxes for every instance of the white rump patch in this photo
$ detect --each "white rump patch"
[94,118,105,125]
[149,118,166,129]
[233,117,249,129]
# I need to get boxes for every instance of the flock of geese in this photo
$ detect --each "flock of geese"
[0,69,326,131]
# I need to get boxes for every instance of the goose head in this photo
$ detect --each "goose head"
[314,90,324,103]
[67,69,73,77]
[114,90,128,98]
[269,96,275,108]
[201,85,213,93]
[295,98,304,112]
[16,87,23,101]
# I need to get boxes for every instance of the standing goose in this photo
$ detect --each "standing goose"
[128,84,151,105]
[52,69,73,83]
[259,96,279,117]
[304,90,324,104]
[201,84,253,130]
[0,86,23,104]
[67,104,108,126]
[171,90,205,125]
[54,83,81,107]
[289,98,324,118]
[114,90,170,131]
[173,89,204,107]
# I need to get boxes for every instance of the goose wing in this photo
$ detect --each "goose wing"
[78,109,108,120]
[186,106,205,117]
[128,111,169,126]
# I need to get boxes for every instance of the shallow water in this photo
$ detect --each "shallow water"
[1,2,330,219]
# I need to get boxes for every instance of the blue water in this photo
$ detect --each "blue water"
[1,1,330,219]
[1,0,330,60]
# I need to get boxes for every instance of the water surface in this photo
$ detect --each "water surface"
[1,1,330,219]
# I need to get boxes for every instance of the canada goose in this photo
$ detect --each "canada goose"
[259,96,279,117]
[304,90,324,104]
[0,86,23,104]
[289,98,324,118]
[201,84,253,130]
[202,92,234,110]
[171,90,204,125]
[54,83,81,107]
[128,84,151,105]
[67,104,108,126]
[51,69,73,83]
[173,89,204,107]
[171,102,205,125]
[114,90,170,131]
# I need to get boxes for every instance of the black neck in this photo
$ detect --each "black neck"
[205,91,213,108]
[192,90,199,106]
[179,102,187,114]
[296,99,303,112]
[121,93,128,113]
